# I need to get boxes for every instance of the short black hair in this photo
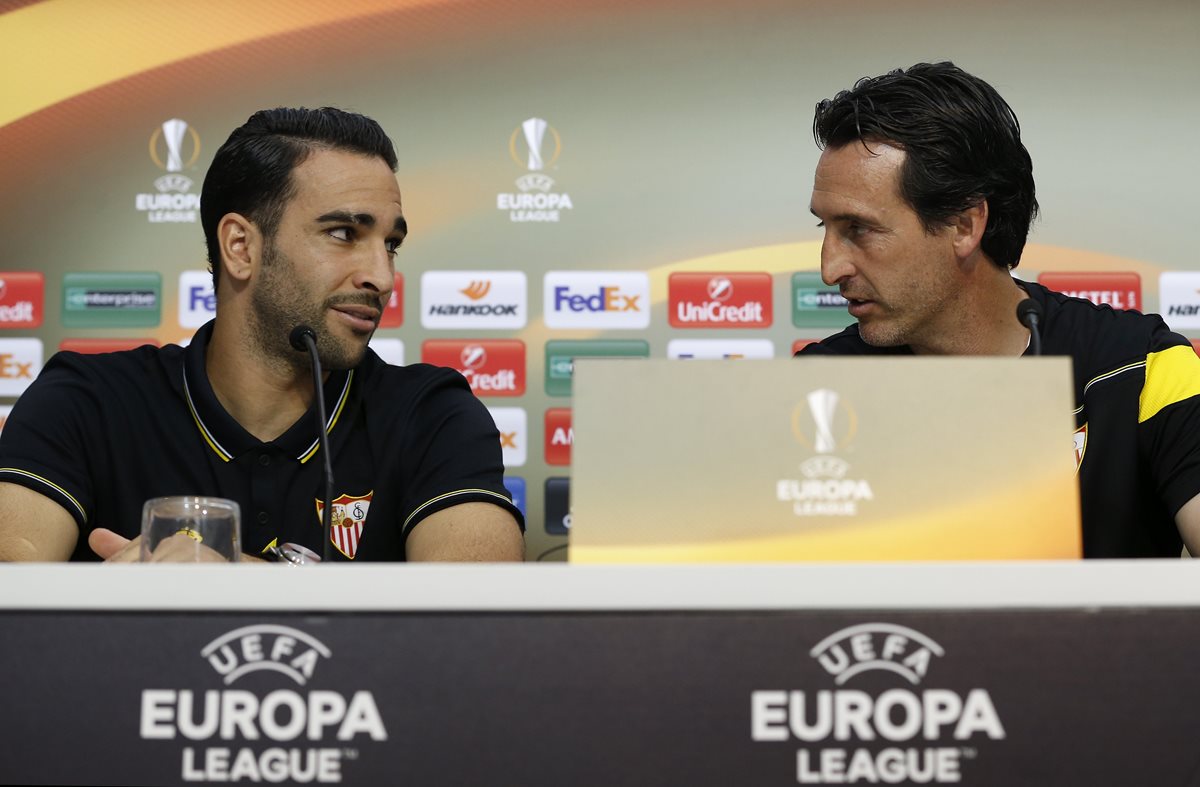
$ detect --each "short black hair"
[813,62,1038,269]
[200,107,399,293]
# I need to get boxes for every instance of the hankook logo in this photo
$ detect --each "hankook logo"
[460,281,492,301]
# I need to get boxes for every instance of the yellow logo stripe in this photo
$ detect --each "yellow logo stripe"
[1140,345,1200,423]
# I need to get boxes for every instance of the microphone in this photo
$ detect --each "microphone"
[1016,299,1043,356]
[290,325,334,562]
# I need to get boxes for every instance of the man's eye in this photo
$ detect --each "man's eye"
[328,227,353,241]
[385,238,403,254]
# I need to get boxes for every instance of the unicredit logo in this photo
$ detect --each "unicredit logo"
[0,272,43,328]
[423,340,525,397]
[669,272,772,328]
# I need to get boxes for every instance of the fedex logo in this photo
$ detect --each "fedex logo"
[669,273,773,328]
[544,271,650,329]
[1038,272,1141,312]
[667,339,775,360]
[545,408,573,466]
[178,270,215,329]
[422,340,525,396]
[0,272,44,328]
[0,338,42,396]
[487,407,527,468]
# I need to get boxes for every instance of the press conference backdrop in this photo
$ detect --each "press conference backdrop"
[0,0,1197,561]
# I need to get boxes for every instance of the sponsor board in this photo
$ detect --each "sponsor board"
[367,338,405,366]
[666,339,774,359]
[136,118,202,223]
[752,622,1004,784]
[420,271,527,330]
[60,338,159,354]
[487,407,527,468]
[503,477,527,518]
[0,404,11,435]
[544,339,650,396]
[0,338,42,396]
[1037,271,1141,311]
[668,272,773,328]
[544,477,571,535]
[379,273,404,328]
[543,271,650,329]
[1159,271,1200,330]
[178,270,215,329]
[545,408,573,466]
[793,272,850,328]
[63,272,162,328]
[138,624,386,783]
[0,272,44,328]
[421,339,525,397]
[497,117,573,223]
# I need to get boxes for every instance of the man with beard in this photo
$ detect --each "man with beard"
[798,63,1200,558]
[0,107,524,562]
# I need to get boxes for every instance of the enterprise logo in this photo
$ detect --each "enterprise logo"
[63,272,162,328]
[792,272,850,328]
[421,271,527,329]
[669,273,773,328]
[543,271,650,329]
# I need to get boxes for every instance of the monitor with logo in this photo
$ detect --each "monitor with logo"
[568,357,1082,562]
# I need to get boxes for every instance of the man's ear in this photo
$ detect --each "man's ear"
[952,200,989,261]
[217,213,261,287]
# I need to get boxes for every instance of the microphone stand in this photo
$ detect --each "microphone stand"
[290,326,334,563]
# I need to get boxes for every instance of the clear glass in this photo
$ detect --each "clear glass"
[139,496,241,562]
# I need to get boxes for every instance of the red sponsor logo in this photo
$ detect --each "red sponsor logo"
[315,491,372,560]
[0,272,44,328]
[1037,272,1141,311]
[379,273,404,328]
[669,273,772,328]
[545,408,573,466]
[59,338,159,354]
[1191,340,1200,357]
[422,339,525,396]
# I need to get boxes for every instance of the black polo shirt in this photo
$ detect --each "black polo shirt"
[0,321,522,561]
[799,280,1200,557]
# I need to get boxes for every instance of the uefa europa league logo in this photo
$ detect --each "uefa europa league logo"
[510,117,561,173]
[807,389,839,454]
[149,118,200,173]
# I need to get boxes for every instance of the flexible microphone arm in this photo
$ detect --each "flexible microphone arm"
[290,325,334,562]
[1016,299,1043,357]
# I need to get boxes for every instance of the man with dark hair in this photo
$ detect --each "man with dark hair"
[799,62,1200,558]
[0,107,525,562]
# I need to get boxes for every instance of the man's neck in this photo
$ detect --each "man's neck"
[910,268,1032,357]
[206,319,316,443]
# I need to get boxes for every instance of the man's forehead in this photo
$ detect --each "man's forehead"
[812,142,906,210]
[289,149,403,216]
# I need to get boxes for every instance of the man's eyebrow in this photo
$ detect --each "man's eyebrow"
[315,211,376,227]
[812,208,876,225]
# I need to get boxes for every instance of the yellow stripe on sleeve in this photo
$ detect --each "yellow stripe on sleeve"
[1139,345,1200,423]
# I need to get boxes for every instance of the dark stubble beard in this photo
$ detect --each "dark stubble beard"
[248,238,376,372]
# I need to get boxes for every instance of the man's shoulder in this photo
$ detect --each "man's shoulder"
[355,352,473,405]
[1034,282,1180,373]
[41,342,182,388]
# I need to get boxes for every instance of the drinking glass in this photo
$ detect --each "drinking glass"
[139,496,241,562]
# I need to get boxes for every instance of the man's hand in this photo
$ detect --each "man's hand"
[88,527,265,563]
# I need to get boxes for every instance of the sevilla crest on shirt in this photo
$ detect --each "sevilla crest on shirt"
[315,491,373,559]
[1073,424,1088,474]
